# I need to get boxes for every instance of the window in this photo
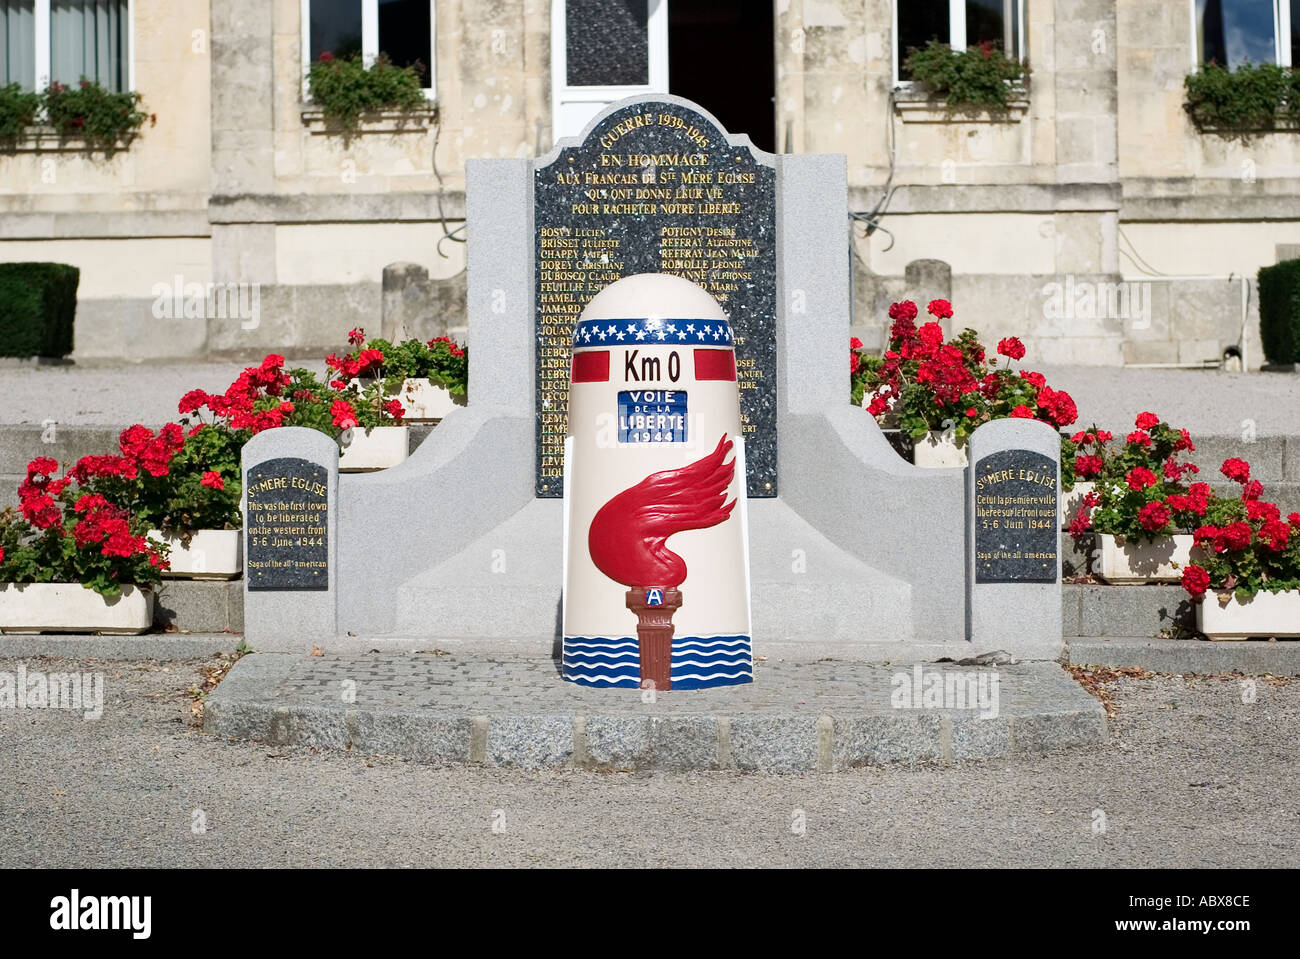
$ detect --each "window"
[0,0,131,92]
[895,0,1024,82]
[551,0,667,141]
[302,0,436,94]
[1192,0,1300,68]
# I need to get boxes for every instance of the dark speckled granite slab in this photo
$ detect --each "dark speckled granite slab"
[534,100,776,498]
[973,449,1058,584]
[245,457,329,591]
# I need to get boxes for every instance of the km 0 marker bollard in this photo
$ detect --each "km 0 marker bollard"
[562,273,754,691]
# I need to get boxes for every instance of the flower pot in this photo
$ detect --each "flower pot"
[912,432,968,468]
[1060,481,1095,530]
[149,529,242,580]
[350,377,465,422]
[394,378,465,421]
[338,426,409,472]
[1198,589,1300,640]
[0,583,154,634]
[1097,534,1201,583]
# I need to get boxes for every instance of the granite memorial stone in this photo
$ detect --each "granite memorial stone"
[246,457,330,590]
[534,99,776,498]
[242,428,338,650]
[967,419,1062,659]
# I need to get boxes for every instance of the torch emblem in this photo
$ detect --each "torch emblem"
[587,435,737,691]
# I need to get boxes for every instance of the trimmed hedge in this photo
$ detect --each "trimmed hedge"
[1258,260,1300,365]
[0,262,79,358]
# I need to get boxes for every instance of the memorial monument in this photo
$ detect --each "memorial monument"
[239,94,1063,666]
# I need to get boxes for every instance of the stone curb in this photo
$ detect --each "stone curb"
[1066,636,1300,675]
[0,633,241,660]
[203,656,1107,773]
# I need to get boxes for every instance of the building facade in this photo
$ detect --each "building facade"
[1,0,1295,368]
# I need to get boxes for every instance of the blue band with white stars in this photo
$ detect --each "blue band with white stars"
[571,317,734,346]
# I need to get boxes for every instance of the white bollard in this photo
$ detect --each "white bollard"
[562,273,753,691]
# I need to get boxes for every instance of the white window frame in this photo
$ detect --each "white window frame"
[551,0,669,143]
[23,0,134,91]
[1187,0,1293,69]
[893,0,1025,87]
[300,0,438,101]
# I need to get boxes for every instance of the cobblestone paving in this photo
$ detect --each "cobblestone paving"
[211,652,1083,716]
[203,653,1106,772]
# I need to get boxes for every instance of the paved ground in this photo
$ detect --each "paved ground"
[1,361,1297,435]
[202,654,1106,771]
[1,654,1295,867]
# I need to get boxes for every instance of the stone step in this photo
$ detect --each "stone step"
[1066,636,1300,675]
[203,653,1107,772]
[1062,583,1192,638]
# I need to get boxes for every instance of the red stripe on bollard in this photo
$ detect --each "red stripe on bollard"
[694,349,736,381]
[572,350,610,382]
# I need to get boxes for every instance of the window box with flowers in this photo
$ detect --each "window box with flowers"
[0,458,165,634]
[1178,458,1300,639]
[0,79,151,155]
[853,299,1078,469]
[896,41,1029,124]
[301,53,436,135]
[1067,413,1209,583]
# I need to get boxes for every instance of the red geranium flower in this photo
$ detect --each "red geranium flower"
[927,299,953,319]
[1126,467,1158,491]
[348,327,365,347]
[1214,522,1252,553]
[1137,501,1171,532]
[178,389,210,415]
[1019,370,1046,389]
[1181,565,1210,599]
[331,399,358,430]
[1221,457,1251,483]
[1134,411,1160,430]
[1010,405,1034,419]
[1126,430,1152,448]
[384,399,405,422]
[1259,518,1290,552]
[1074,454,1103,478]
[888,300,918,322]
[201,471,225,491]
[996,337,1026,360]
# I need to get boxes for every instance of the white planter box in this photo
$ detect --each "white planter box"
[1198,590,1300,640]
[338,426,409,472]
[1061,481,1096,530]
[349,377,465,422]
[1098,534,1201,583]
[0,583,154,634]
[149,529,242,580]
[912,433,968,468]
[392,378,465,421]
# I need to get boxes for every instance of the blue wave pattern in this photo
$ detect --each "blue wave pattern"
[563,635,753,689]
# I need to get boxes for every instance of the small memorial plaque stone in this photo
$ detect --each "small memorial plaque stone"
[967,419,1063,659]
[246,457,330,590]
[973,449,1059,583]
